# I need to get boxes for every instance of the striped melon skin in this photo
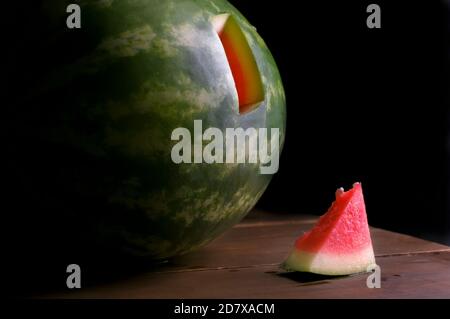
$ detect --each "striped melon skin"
[6,0,286,259]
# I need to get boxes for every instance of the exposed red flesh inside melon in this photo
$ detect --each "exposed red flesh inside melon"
[212,14,265,114]
[283,183,376,275]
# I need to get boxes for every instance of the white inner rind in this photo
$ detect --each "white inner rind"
[283,246,376,276]
[211,13,230,34]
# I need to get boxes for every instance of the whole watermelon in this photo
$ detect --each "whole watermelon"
[5,0,286,260]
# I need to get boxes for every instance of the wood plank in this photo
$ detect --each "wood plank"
[42,210,450,298]
[51,252,450,299]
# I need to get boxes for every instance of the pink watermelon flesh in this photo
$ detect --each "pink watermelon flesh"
[283,183,376,275]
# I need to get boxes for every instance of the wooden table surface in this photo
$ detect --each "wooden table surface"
[49,210,450,299]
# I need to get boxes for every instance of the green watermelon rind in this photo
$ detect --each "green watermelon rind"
[9,0,286,259]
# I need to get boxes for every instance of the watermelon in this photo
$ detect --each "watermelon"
[283,183,376,275]
[5,0,286,260]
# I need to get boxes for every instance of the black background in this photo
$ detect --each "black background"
[3,2,448,242]
[228,0,450,244]
[2,0,449,297]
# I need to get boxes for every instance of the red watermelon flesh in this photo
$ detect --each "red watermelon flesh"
[283,183,376,275]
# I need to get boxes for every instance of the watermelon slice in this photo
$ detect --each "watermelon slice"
[283,183,376,275]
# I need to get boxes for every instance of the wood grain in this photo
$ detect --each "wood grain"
[44,210,450,299]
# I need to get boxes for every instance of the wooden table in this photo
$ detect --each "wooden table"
[50,210,450,299]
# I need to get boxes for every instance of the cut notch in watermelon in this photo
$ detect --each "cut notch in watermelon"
[282,183,376,276]
[212,14,265,114]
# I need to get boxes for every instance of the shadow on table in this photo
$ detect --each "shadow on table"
[277,271,347,285]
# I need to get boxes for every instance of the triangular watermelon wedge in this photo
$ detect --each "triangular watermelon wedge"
[282,183,376,275]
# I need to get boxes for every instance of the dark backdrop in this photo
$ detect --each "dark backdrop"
[1,0,448,297]
[227,0,450,243]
